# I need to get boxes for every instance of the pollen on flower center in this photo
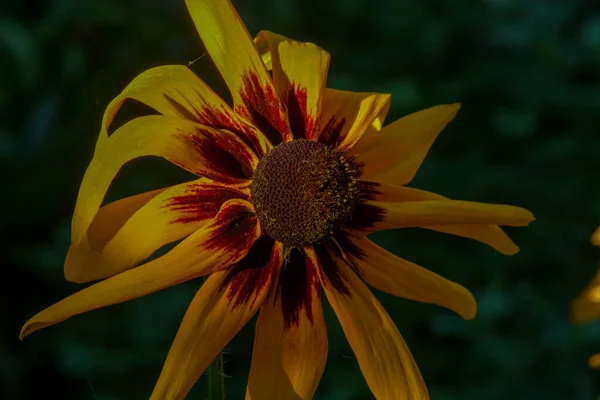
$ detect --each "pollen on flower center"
[250,139,361,248]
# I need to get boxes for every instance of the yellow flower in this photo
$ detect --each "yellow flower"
[20,0,534,399]
[571,226,600,368]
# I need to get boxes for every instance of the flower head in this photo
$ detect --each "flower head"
[20,0,534,398]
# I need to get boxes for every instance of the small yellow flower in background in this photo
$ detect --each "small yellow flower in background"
[571,226,600,368]
[20,0,534,399]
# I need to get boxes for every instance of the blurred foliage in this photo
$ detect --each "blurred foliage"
[2,0,600,399]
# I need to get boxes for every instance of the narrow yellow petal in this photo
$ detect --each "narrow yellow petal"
[362,182,521,255]
[310,249,428,400]
[355,103,460,185]
[97,65,265,154]
[591,226,600,246]
[340,235,476,320]
[185,0,291,144]
[358,200,534,233]
[246,250,327,400]
[67,179,249,283]
[71,115,256,251]
[319,89,391,151]
[21,199,260,340]
[151,240,283,400]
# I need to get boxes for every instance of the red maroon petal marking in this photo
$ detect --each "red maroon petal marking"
[204,203,258,264]
[357,180,381,201]
[318,115,346,147]
[235,71,290,146]
[177,126,255,182]
[347,203,386,232]
[163,92,264,158]
[313,243,350,296]
[284,85,317,140]
[276,248,320,328]
[220,236,280,310]
[166,184,249,224]
[334,232,366,261]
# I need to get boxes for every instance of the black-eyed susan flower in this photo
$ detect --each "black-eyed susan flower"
[20,0,535,398]
[571,227,600,368]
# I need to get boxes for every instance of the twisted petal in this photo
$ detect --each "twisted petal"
[246,249,327,400]
[318,89,391,152]
[254,31,330,140]
[354,104,460,186]
[351,199,534,233]
[96,65,264,155]
[185,0,291,145]
[310,248,428,400]
[151,238,283,400]
[20,199,260,339]
[67,179,249,283]
[71,115,257,254]
[338,235,476,320]
[360,182,521,255]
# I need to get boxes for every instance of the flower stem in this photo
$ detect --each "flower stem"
[207,352,225,400]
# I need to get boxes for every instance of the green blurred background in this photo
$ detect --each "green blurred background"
[2,0,600,398]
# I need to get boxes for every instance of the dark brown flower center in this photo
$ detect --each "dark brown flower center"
[250,139,361,248]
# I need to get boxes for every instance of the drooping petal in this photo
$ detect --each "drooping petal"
[20,199,260,339]
[338,234,476,320]
[354,103,460,186]
[318,89,391,152]
[66,179,249,283]
[246,249,327,400]
[150,237,283,400]
[71,115,257,248]
[185,0,292,145]
[360,181,521,255]
[309,247,428,400]
[254,31,330,140]
[571,269,600,324]
[350,199,534,233]
[96,65,265,155]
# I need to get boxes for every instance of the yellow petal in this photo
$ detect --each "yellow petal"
[67,179,249,283]
[246,249,327,400]
[591,226,600,246]
[571,269,600,324]
[254,31,330,140]
[355,103,460,185]
[588,353,600,369]
[21,199,260,340]
[339,235,476,320]
[71,115,257,248]
[96,65,265,155]
[362,182,521,255]
[319,89,391,151]
[151,239,283,400]
[185,0,291,145]
[253,30,289,71]
[355,199,534,233]
[310,248,428,400]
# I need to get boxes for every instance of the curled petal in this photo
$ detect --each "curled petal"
[309,248,428,400]
[360,181,521,255]
[355,103,460,186]
[246,249,327,400]
[254,31,330,140]
[185,0,291,145]
[21,199,260,340]
[338,234,476,320]
[151,238,283,400]
[71,115,257,249]
[318,89,391,152]
[67,179,249,283]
